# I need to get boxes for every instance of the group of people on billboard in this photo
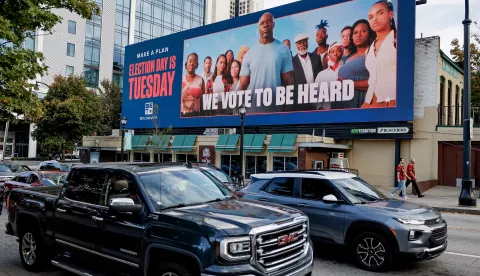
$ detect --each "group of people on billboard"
[181,0,397,117]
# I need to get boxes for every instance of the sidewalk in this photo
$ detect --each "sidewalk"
[376,185,480,215]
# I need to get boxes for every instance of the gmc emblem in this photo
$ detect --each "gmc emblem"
[277,232,299,246]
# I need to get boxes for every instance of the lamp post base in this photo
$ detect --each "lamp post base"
[459,180,477,206]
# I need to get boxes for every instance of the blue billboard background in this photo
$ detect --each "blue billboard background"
[122,0,415,129]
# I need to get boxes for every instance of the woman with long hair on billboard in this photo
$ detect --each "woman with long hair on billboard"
[361,0,397,108]
[181,52,205,116]
[340,26,354,62]
[206,54,231,115]
[225,49,235,77]
[334,19,376,109]
[228,60,242,115]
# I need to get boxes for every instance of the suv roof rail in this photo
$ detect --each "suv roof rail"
[263,170,325,176]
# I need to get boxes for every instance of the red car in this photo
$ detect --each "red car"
[3,171,68,198]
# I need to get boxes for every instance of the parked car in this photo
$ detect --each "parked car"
[36,160,70,172]
[2,161,32,173]
[3,171,67,197]
[0,163,17,215]
[5,162,314,276]
[239,170,448,272]
[189,162,238,191]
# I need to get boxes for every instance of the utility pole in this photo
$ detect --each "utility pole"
[459,0,476,207]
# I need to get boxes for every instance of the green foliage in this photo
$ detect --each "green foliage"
[0,0,100,121]
[98,79,122,133]
[32,75,103,156]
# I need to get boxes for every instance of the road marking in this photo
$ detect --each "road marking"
[448,226,480,232]
[445,252,480,259]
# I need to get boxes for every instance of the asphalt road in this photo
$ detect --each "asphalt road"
[1,211,480,276]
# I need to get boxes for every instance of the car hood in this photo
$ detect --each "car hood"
[161,199,305,236]
[357,199,441,220]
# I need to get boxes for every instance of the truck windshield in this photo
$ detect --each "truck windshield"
[138,168,232,212]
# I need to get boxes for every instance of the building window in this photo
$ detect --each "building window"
[246,156,267,179]
[67,43,75,57]
[221,155,241,178]
[154,153,173,162]
[84,67,99,88]
[439,76,445,125]
[176,154,197,163]
[455,85,460,125]
[134,152,151,162]
[84,0,103,88]
[273,156,298,171]
[68,20,77,34]
[447,80,452,125]
[23,34,35,51]
[112,73,124,90]
[65,65,74,76]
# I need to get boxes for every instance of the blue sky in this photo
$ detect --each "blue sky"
[265,0,480,57]
[184,0,397,67]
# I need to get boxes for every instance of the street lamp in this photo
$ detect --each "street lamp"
[238,104,247,187]
[459,0,476,206]
[120,116,127,162]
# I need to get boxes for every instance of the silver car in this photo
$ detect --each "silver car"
[239,170,447,272]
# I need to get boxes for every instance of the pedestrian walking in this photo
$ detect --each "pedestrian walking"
[400,158,424,198]
[389,158,408,199]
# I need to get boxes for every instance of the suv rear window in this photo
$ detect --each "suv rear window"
[265,177,295,197]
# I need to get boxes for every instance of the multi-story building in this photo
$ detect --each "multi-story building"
[0,0,206,159]
[205,0,264,24]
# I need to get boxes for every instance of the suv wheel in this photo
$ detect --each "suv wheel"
[19,230,49,271]
[154,261,194,276]
[352,232,392,272]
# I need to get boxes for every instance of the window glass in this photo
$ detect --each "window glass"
[0,164,12,172]
[65,169,106,205]
[67,43,75,57]
[102,171,142,206]
[68,20,77,34]
[66,65,74,76]
[246,156,267,179]
[29,174,40,186]
[221,155,241,178]
[301,178,333,200]
[266,178,295,197]
[273,156,298,171]
[16,173,30,183]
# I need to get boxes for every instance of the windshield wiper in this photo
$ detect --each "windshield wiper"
[204,198,228,203]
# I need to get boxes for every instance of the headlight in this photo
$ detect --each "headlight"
[394,218,425,225]
[218,237,251,262]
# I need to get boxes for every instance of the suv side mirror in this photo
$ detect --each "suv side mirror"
[109,198,143,215]
[322,194,342,204]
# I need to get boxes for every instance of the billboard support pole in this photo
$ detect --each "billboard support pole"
[459,0,476,206]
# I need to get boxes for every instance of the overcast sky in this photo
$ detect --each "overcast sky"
[264,0,480,57]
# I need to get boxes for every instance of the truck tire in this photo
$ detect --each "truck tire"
[351,232,392,272]
[19,229,50,272]
[154,261,195,276]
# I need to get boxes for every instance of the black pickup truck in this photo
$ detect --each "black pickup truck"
[5,162,314,276]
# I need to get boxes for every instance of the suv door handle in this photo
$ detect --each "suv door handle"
[297,203,309,208]
[56,208,66,213]
[258,198,268,202]
[92,216,103,222]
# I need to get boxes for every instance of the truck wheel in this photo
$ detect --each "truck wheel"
[19,230,49,272]
[351,232,392,272]
[154,261,194,276]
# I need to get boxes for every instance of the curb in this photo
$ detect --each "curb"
[432,206,480,215]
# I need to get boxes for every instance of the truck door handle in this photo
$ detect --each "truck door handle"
[297,203,309,208]
[92,216,103,222]
[56,208,66,213]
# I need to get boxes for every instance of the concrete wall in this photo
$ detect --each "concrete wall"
[414,36,439,118]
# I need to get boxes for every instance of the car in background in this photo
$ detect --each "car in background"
[3,171,69,202]
[36,160,70,172]
[239,170,448,272]
[0,163,17,214]
[189,162,238,191]
[60,162,84,170]
[2,161,32,173]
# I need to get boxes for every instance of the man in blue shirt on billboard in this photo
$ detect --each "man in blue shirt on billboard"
[239,12,294,114]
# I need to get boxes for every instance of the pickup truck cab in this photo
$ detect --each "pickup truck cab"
[5,162,314,276]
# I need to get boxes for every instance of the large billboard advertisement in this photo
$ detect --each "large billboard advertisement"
[123,0,414,129]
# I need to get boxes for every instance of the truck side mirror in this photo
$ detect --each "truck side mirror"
[109,198,143,215]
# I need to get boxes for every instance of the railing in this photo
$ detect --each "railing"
[436,105,480,126]
[313,168,359,176]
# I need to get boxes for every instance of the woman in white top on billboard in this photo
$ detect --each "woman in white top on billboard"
[314,42,344,111]
[362,0,397,108]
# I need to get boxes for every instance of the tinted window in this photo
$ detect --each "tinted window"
[301,178,334,200]
[0,164,12,172]
[265,178,295,197]
[102,171,142,206]
[65,169,106,205]
[16,173,30,183]
[29,174,41,186]
[242,178,269,192]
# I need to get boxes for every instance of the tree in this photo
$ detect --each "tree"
[0,0,100,121]
[32,75,103,157]
[145,104,172,158]
[450,25,480,106]
[98,79,122,133]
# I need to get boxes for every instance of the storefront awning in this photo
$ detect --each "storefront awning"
[215,134,239,152]
[131,135,172,151]
[244,134,266,153]
[267,134,297,152]
[171,135,197,152]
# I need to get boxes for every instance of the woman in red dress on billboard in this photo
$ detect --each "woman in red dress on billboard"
[362,0,397,108]
[181,52,205,116]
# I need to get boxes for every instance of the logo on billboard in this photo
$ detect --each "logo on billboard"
[377,127,409,134]
[351,128,377,134]
[145,102,153,115]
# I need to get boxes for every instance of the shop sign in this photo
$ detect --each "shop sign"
[377,127,409,134]
[199,145,215,164]
[351,128,377,134]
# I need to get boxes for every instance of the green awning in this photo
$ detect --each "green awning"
[131,135,150,150]
[171,135,197,152]
[267,134,297,152]
[131,135,172,151]
[244,134,266,153]
[215,134,239,152]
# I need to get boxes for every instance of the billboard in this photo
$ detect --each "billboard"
[123,0,415,129]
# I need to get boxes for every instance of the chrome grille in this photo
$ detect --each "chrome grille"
[255,220,308,273]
